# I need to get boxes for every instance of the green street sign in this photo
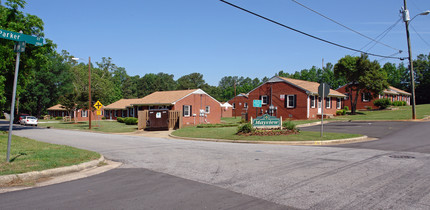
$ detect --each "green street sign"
[0,29,43,46]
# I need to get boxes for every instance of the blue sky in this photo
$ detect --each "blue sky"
[21,0,430,86]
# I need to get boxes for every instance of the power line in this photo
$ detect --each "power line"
[353,17,402,56]
[410,24,430,48]
[219,0,405,60]
[291,0,402,53]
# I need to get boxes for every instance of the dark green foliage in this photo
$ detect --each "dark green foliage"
[343,106,349,111]
[117,117,124,123]
[336,110,346,115]
[392,101,406,106]
[373,98,392,109]
[334,54,389,114]
[282,120,296,130]
[55,117,63,120]
[124,117,138,125]
[237,123,254,134]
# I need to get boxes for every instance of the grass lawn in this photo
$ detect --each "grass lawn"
[0,132,100,176]
[172,126,362,141]
[38,120,138,133]
[333,104,430,121]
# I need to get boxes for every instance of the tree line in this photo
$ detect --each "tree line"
[1,0,429,118]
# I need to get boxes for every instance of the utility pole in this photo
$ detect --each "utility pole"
[88,56,92,129]
[233,80,236,119]
[403,0,416,119]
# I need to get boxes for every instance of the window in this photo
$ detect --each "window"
[232,103,235,109]
[129,108,134,117]
[310,95,316,108]
[122,110,127,117]
[325,97,331,108]
[244,103,248,109]
[345,93,349,100]
[205,105,210,113]
[362,93,371,102]
[336,98,341,109]
[286,95,296,108]
[183,105,191,117]
[81,110,88,118]
[261,95,268,105]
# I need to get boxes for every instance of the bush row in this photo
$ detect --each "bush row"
[117,117,138,125]
[373,99,407,109]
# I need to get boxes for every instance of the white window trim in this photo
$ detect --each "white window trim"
[244,102,248,108]
[82,110,88,118]
[362,93,370,102]
[336,98,341,109]
[232,103,236,110]
[261,95,268,105]
[326,97,331,108]
[286,95,295,108]
[205,105,210,114]
[184,105,191,117]
[311,95,316,108]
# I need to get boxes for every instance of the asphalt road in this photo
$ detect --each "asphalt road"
[301,121,430,153]
[1,120,430,209]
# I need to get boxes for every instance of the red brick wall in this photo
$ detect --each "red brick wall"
[237,82,341,120]
[174,93,221,126]
[74,108,104,122]
[228,96,249,117]
[221,106,232,118]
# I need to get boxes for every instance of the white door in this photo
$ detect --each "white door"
[318,97,322,114]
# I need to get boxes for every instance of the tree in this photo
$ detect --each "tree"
[19,47,74,117]
[334,54,389,114]
[414,53,430,104]
[0,0,45,113]
[137,73,176,97]
[177,73,206,90]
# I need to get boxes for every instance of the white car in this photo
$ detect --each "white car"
[20,116,38,126]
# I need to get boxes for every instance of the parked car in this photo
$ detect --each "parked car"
[20,116,38,126]
[14,113,29,124]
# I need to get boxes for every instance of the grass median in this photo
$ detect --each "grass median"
[0,132,100,176]
[172,126,362,141]
[38,120,137,133]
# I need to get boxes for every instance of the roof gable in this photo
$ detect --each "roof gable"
[132,89,221,106]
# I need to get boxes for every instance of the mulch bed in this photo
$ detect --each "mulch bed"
[238,129,299,136]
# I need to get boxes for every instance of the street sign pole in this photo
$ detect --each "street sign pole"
[318,82,330,138]
[7,43,23,162]
[1,29,43,162]
[321,84,324,138]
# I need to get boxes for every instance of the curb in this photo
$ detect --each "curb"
[0,155,105,186]
[168,134,376,146]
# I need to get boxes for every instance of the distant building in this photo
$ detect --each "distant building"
[47,104,104,121]
[131,89,221,126]
[336,85,411,110]
[221,102,233,118]
[228,76,346,119]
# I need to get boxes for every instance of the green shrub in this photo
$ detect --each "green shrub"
[392,101,404,106]
[102,117,106,120]
[55,117,63,120]
[282,120,296,130]
[373,98,391,109]
[402,101,407,106]
[124,117,138,125]
[336,110,346,115]
[343,106,349,111]
[117,117,124,123]
[237,123,254,134]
